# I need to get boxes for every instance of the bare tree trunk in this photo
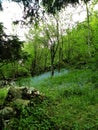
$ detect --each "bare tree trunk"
[58,32,64,72]
[50,45,55,76]
[85,1,91,57]
[51,60,54,76]
[44,53,48,71]
[58,47,61,73]
[31,45,37,76]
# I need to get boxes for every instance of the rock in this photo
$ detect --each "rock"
[13,99,30,107]
[0,107,15,130]
[4,87,29,103]
[4,86,43,106]
[0,107,14,119]
[0,86,46,130]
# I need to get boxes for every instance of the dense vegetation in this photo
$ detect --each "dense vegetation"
[1,69,98,129]
[0,0,98,129]
[1,6,98,79]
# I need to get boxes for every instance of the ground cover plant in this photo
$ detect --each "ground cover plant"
[1,68,97,130]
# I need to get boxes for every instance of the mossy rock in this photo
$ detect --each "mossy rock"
[4,87,28,103]
[0,107,14,119]
[12,99,30,107]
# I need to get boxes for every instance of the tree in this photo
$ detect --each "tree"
[84,0,92,57]
[26,18,62,77]
[43,15,62,76]
[0,23,25,79]
[0,0,91,24]
[0,23,23,62]
[42,0,91,14]
[25,26,50,76]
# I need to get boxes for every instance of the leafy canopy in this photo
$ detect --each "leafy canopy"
[0,0,90,23]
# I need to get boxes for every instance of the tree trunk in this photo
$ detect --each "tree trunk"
[44,53,48,71]
[50,46,55,77]
[58,48,61,73]
[51,58,54,76]
[85,1,91,57]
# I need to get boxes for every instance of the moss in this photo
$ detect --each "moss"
[0,87,9,106]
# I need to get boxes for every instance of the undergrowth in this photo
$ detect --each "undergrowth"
[1,68,98,129]
[0,87,9,106]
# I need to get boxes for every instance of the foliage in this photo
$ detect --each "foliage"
[2,68,98,129]
[0,23,23,63]
[0,4,98,79]
[0,23,30,80]
[0,0,91,24]
[25,27,50,76]
[42,0,83,13]
[21,5,98,76]
[7,95,57,130]
[0,1,98,129]
[0,88,9,106]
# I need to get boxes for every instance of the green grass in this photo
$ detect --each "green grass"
[31,69,93,96]
[2,68,98,129]
[28,69,98,129]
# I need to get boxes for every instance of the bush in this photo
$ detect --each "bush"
[14,67,31,78]
[7,98,57,130]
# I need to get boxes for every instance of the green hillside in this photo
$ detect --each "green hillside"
[1,68,98,129]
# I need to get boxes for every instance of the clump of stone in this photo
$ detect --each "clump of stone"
[0,86,44,130]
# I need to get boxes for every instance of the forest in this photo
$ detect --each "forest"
[0,0,98,129]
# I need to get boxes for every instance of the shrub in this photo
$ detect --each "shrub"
[7,97,57,130]
[14,67,31,78]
